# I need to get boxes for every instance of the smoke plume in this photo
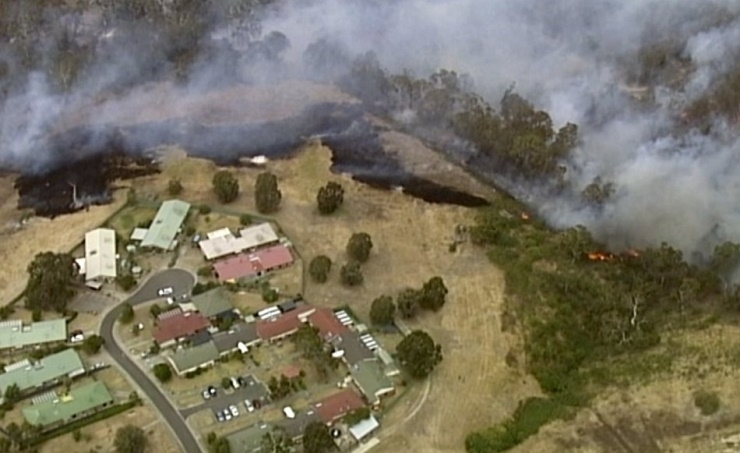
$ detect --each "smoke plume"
[3,0,740,258]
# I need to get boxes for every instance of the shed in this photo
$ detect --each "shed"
[130,228,148,241]
[349,415,380,441]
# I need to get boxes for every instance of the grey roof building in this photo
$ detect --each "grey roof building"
[226,423,273,453]
[275,408,321,441]
[0,349,85,395]
[167,341,219,376]
[189,287,234,319]
[141,199,191,250]
[212,323,260,355]
[331,332,375,366]
[349,360,395,406]
[0,319,67,351]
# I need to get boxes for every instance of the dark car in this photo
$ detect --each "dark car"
[208,386,217,396]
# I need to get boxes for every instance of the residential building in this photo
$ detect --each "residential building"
[130,227,148,241]
[331,332,375,366]
[153,311,211,348]
[349,360,395,407]
[238,223,279,250]
[349,415,380,442]
[226,423,273,453]
[84,228,117,281]
[22,381,114,431]
[376,348,401,377]
[212,323,260,356]
[308,307,350,341]
[213,244,294,282]
[198,232,249,261]
[0,349,85,396]
[255,305,316,342]
[314,389,365,425]
[141,199,191,250]
[275,408,321,442]
[0,319,67,352]
[186,287,236,321]
[167,341,220,376]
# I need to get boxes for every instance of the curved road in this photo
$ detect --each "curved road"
[100,269,200,453]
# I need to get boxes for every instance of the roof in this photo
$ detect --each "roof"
[308,307,350,340]
[213,245,294,282]
[84,228,117,280]
[207,228,233,240]
[331,332,375,365]
[314,389,365,424]
[275,408,321,440]
[198,234,251,260]
[141,199,191,250]
[22,381,114,427]
[0,319,67,350]
[212,323,260,354]
[130,227,148,241]
[349,415,380,441]
[190,287,234,318]
[226,423,273,453]
[238,223,279,249]
[277,299,297,313]
[350,360,394,404]
[168,341,219,374]
[189,329,213,347]
[256,305,315,341]
[0,349,85,394]
[154,312,211,345]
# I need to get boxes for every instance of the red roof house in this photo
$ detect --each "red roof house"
[154,312,211,348]
[308,307,350,340]
[314,389,366,424]
[256,305,315,342]
[213,245,294,282]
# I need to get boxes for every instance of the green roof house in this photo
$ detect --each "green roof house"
[22,381,114,430]
[167,341,219,376]
[141,199,191,250]
[189,287,234,319]
[0,319,67,351]
[349,360,395,406]
[0,349,85,395]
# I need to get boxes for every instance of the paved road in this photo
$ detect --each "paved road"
[180,375,270,418]
[126,268,195,305]
[100,269,199,453]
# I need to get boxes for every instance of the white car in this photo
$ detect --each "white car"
[157,287,173,297]
[70,334,84,343]
[282,406,295,419]
[229,405,239,417]
[244,400,255,412]
[166,297,175,305]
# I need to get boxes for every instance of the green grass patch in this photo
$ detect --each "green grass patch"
[693,389,720,416]
[106,206,157,239]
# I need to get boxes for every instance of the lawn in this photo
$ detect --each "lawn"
[106,205,158,239]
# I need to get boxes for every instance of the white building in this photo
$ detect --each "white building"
[238,223,279,250]
[84,228,117,281]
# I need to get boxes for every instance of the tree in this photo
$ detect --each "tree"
[340,262,364,287]
[261,426,292,453]
[114,425,147,453]
[254,172,282,213]
[116,274,137,291]
[302,421,335,453]
[309,255,332,283]
[222,377,232,389]
[293,325,335,378]
[72,429,82,442]
[396,330,443,378]
[82,335,104,354]
[369,295,395,325]
[153,363,173,383]
[212,170,240,203]
[150,304,162,318]
[397,288,422,318]
[199,204,212,214]
[317,181,345,215]
[167,179,183,196]
[119,303,134,324]
[346,232,373,263]
[25,252,77,313]
[420,277,448,311]
[211,437,231,453]
[239,214,252,226]
[3,384,20,404]
[343,407,371,425]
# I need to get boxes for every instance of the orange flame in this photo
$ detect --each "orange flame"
[626,249,640,257]
[521,212,530,220]
[587,252,613,261]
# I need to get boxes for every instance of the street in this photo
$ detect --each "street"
[99,268,200,453]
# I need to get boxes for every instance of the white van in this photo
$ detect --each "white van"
[230,377,241,389]
[282,406,295,419]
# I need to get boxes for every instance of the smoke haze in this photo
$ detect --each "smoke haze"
[3,0,740,258]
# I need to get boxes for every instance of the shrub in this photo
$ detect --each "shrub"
[317,181,345,214]
[32,309,42,322]
[239,214,252,226]
[198,204,212,215]
[262,287,279,303]
[254,172,282,213]
[212,170,240,203]
[82,335,104,354]
[167,179,183,196]
[340,261,364,286]
[116,274,137,292]
[693,389,720,416]
[119,303,134,324]
[197,265,213,277]
[369,295,396,325]
[308,255,332,283]
[346,232,373,263]
[153,363,173,383]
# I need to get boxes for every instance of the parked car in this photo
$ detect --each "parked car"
[244,400,255,413]
[282,406,295,419]
[230,377,241,389]
[237,376,246,387]
[202,390,211,400]
[157,287,173,297]
[229,405,239,417]
[224,409,232,421]
[216,411,225,422]
[166,297,175,304]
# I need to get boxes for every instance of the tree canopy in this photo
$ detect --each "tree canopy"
[212,170,240,203]
[255,172,282,213]
[153,363,173,383]
[369,295,395,325]
[261,426,292,453]
[317,181,345,215]
[340,261,363,287]
[397,287,422,318]
[346,232,373,263]
[25,252,77,313]
[82,335,104,354]
[293,325,335,378]
[396,330,443,379]
[420,276,449,311]
[309,255,332,283]
[114,425,147,453]
[302,421,335,453]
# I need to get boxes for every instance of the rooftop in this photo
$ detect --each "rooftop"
[238,223,279,249]
[212,323,260,354]
[275,408,321,440]
[130,227,148,241]
[198,233,250,260]
[213,244,294,282]
[0,319,67,350]
[0,349,85,394]
[308,307,350,340]
[153,312,210,345]
[226,423,273,453]
[84,228,117,280]
[256,305,315,341]
[349,415,380,441]
[314,388,365,424]
[190,287,234,318]
[168,341,219,374]
[350,360,394,404]
[331,332,375,366]
[141,199,191,250]
[22,381,114,427]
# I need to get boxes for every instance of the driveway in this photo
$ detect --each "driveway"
[100,268,200,452]
[181,375,270,418]
[126,268,195,305]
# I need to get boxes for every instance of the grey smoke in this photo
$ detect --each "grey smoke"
[4,0,740,258]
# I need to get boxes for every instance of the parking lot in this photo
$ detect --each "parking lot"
[181,374,270,419]
[69,290,118,314]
